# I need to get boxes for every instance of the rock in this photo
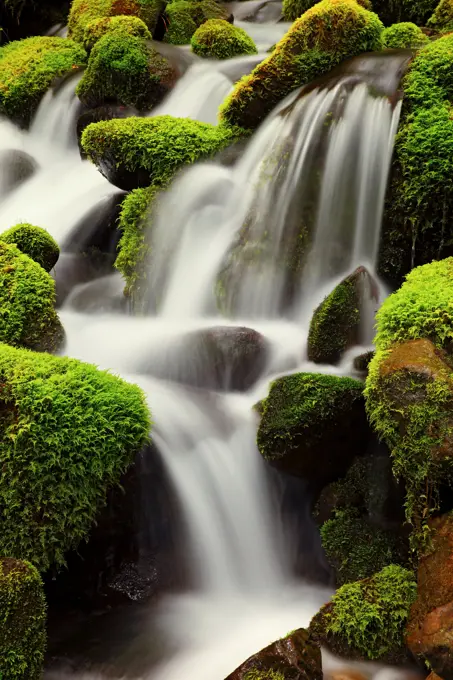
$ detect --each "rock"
[353,350,374,373]
[309,565,417,664]
[191,19,257,59]
[225,628,322,680]
[53,251,116,307]
[307,266,378,365]
[282,0,371,21]
[0,149,37,196]
[257,373,370,490]
[81,15,152,51]
[77,105,138,157]
[406,514,453,679]
[0,222,59,272]
[163,0,230,45]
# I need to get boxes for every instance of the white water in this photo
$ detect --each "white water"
[0,36,413,680]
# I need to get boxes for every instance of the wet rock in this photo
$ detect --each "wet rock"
[225,628,322,680]
[406,513,453,679]
[353,350,375,373]
[53,252,116,307]
[0,149,38,196]
[307,266,378,365]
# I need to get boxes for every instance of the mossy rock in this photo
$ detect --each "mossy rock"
[0,342,150,571]
[282,0,371,22]
[82,15,152,51]
[0,222,59,272]
[68,0,164,44]
[428,0,453,30]
[382,22,429,48]
[309,565,417,663]
[81,115,237,190]
[257,373,369,489]
[0,36,86,127]
[0,241,64,353]
[76,31,176,109]
[191,19,257,58]
[0,558,46,679]
[163,0,229,45]
[219,0,383,132]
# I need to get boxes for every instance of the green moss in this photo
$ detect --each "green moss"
[401,35,453,112]
[307,275,359,365]
[76,31,174,109]
[0,342,150,571]
[0,223,59,272]
[219,0,383,132]
[0,36,86,126]
[244,672,286,680]
[320,508,403,584]
[428,0,453,30]
[191,19,257,58]
[382,22,429,48]
[164,0,228,44]
[0,558,46,679]
[311,565,417,661]
[0,241,64,353]
[282,0,371,22]
[81,115,236,185]
[68,0,164,44]
[82,15,152,51]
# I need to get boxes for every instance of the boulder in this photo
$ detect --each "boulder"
[225,628,322,680]
[0,222,59,272]
[353,350,374,373]
[0,149,37,196]
[191,19,257,59]
[163,0,230,45]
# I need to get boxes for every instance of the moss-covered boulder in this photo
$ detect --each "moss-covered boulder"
[81,14,152,51]
[191,19,257,59]
[0,558,46,679]
[68,0,164,44]
[0,342,150,571]
[0,223,59,272]
[163,0,229,45]
[382,22,429,48]
[282,0,371,22]
[309,565,417,663]
[76,31,176,109]
[428,0,453,31]
[219,0,383,132]
[257,373,369,489]
[0,241,64,352]
[81,115,236,190]
[0,36,86,127]
[307,267,376,365]
[406,513,453,678]
[225,628,322,680]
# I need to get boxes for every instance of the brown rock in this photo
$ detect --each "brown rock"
[225,628,322,680]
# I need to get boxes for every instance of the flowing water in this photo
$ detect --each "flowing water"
[0,26,414,680]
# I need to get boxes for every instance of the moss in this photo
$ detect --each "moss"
[82,15,152,51]
[0,342,150,571]
[0,36,86,126]
[163,0,228,44]
[76,31,175,109]
[0,223,59,272]
[428,0,453,30]
[191,19,257,58]
[0,241,64,353]
[244,672,285,680]
[401,35,453,113]
[219,0,383,132]
[382,22,429,48]
[68,0,164,44]
[81,115,236,186]
[310,565,417,661]
[282,0,371,22]
[0,558,46,679]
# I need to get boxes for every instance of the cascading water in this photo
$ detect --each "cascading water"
[0,30,414,680]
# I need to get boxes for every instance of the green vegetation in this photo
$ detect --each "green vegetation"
[428,0,453,31]
[382,22,429,48]
[282,0,371,22]
[164,0,228,45]
[0,558,46,679]
[68,0,164,44]
[371,0,437,25]
[0,342,150,571]
[0,223,59,272]
[0,36,86,126]
[219,0,383,131]
[191,19,257,59]
[310,565,417,660]
[244,671,285,680]
[82,15,152,51]
[76,32,175,109]
[0,241,63,352]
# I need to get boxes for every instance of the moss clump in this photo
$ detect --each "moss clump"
[0,36,86,126]
[191,19,257,58]
[0,558,46,679]
[282,0,371,22]
[428,0,453,30]
[82,15,152,51]
[0,241,64,352]
[68,0,164,44]
[81,115,236,187]
[310,565,417,661]
[0,342,150,571]
[219,0,383,132]
[76,32,175,109]
[382,22,429,48]
[0,223,59,272]
[163,0,229,45]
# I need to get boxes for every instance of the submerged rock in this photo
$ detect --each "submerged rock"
[225,628,322,680]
